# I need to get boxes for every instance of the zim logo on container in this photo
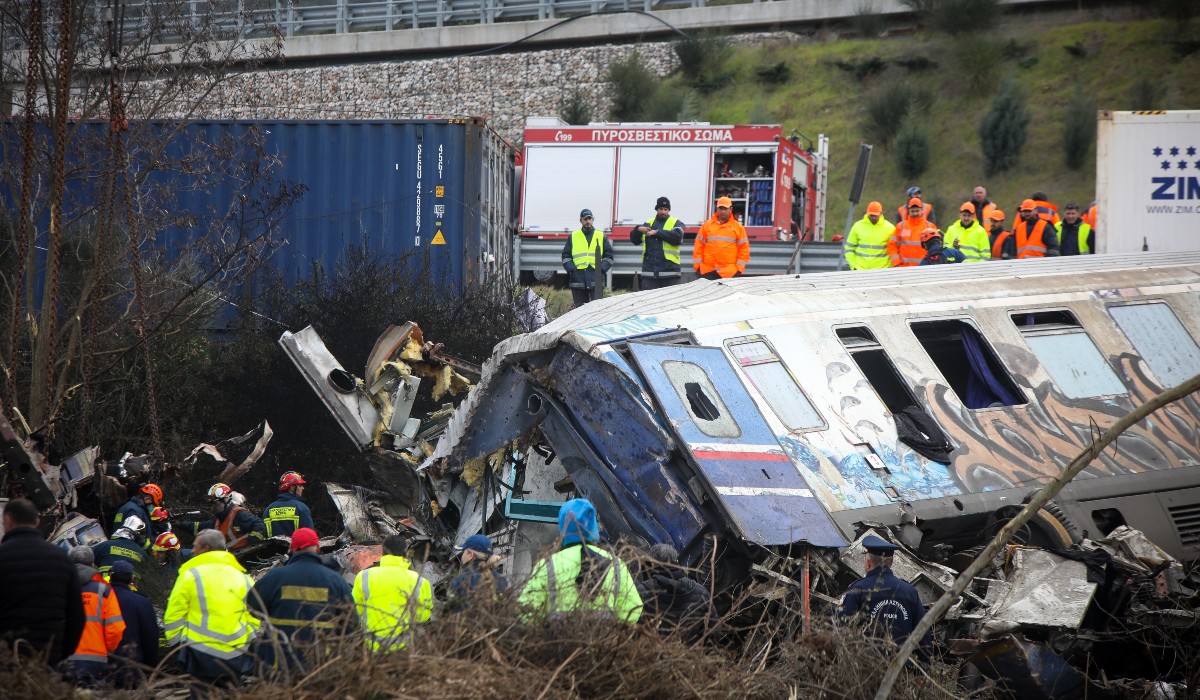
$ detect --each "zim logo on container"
[1149,144,1200,200]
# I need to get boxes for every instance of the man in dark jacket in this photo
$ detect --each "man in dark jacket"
[635,543,717,643]
[263,471,315,538]
[0,498,86,667]
[838,535,931,663]
[448,534,508,613]
[630,196,685,290]
[107,560,158,688]
[248,528,353,673]
[561,208,613,308]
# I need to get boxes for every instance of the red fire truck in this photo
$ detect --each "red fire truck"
[518,119,828,242]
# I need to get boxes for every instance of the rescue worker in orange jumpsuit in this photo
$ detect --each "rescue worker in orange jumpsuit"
[895,186,935,225]
[693,196,749,280]
[887,198,931,267]
[1013,199,1060,258]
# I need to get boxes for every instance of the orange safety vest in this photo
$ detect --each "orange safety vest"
[217,504,252,550]
[1033,199,1060,224]
[693,215,749,278]
[68,574,125,664]
[897,202,932,221]
[1082,203,1097,228]
[1015,219,1050,258]
[991,230,1014,259]
[888,217,928,267]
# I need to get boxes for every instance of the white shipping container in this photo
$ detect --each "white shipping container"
[1096,110,1200,254]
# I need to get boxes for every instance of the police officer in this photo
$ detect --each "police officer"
[263,471,315,538]
[838,535,931,662]
[630,196,685,290]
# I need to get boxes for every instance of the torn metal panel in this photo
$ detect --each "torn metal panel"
[326,482,381,542]
[968,634,1088,700]
[365,322,416,389]
[49,513,108,549]
[0,413,59,510]
[218,421,274,483]
[280,326,380,449]
[1092,525,1177,574]
[980,548,1097,636]
[60,446,99,487]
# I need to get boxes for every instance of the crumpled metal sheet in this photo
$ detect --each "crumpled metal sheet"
[1090,525,1177,575]
[980,547,1097,636]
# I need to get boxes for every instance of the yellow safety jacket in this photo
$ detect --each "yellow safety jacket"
[1054,221,1092,254]
[942,220,991,263]
[163,550,259,660]
[517,544,643,624]
[642,216,681,265]
[352,555,433,652]
[844,215,897,269]
[569,227,606,270]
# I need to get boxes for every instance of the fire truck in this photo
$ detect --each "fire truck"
[518,118,828,243]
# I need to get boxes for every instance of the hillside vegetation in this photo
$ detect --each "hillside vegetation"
[646,13,1200,234]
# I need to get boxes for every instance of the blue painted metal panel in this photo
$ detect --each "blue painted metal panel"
[627,342,846,547]
[2,118,513,300]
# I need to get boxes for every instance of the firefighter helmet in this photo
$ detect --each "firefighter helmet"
[207,483,233,502]
[278,471,307,492]
[152,532,181,552]
[920,227,943,244]
[139,483,164,507]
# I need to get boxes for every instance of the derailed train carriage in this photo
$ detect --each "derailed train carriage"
[426,252,1200,581]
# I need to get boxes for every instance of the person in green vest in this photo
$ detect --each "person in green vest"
[630,196,685,289]
[1055,202,1094,256]
[561,209,613,308]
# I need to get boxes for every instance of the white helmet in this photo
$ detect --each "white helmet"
[122,515,146,535]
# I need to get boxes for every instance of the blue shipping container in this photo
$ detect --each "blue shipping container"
[3,118,515,297]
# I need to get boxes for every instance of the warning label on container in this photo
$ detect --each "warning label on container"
[432,230,446,245]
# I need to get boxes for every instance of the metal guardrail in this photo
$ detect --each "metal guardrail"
[514,237,843,279]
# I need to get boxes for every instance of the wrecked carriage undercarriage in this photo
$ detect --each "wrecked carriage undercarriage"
[280,314,1199,697]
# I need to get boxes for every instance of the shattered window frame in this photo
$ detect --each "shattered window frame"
[725,335,826,433]
[834,324,923,415]
[1010,308,1127,399]
[907,317,1027,410]
[662,360,742,439]
[1108,301,1200,390]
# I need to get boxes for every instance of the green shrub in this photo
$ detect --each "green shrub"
[894,112,931,178]
[673,30,731,81]
[951,37,1002,86]
[642,83,688,121]
[754,61,791,85]
[691,70,737,94]
[1062,86,1096,171]
[558,88,592,125]
[852,1,886,38]
[832,56,888,81]
[894,55,936,72]
[607,51,658,120]
[861,80,934,147]
[979,79,1031,176]
[1001,39,1028,60]
[928,0,1002,34]
[678,90,703,121]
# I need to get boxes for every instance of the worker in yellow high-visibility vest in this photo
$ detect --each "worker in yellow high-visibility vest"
[561,208,613,308]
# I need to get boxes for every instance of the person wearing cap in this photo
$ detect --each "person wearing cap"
[630,196,686,290]
[987,209,1015,260]
[352,534,434,652]
[844,201,897,270]
[107,560,158,688]
[264,471,315,538]
[917,228,965,265]
[894,186,935,225]
[164,529,259,685]
[838,534,931,663]
[1013,198,1060,258]
[448,534,509,613]
[1055,202,1094,256]
[887,198,932,267]
[63,545,126,684]
[249,527,353,671]
[967,186,996,227]
[693,196,750,280]
[634,543,717,643]
[518,498,642,624]
[561,208,613,308]
[942,203,991,263]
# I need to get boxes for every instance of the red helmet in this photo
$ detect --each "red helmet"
[139,483,163,507]
[150,507,170,522]
[152,532,181,552]
[920,227,942,244]
[279,471,307,492]
[207,483,233,501]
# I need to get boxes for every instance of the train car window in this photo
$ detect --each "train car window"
[662,360,741,438]
[1010,309,1126,399]
[836,325,953,463]
[727,336,825,431]
[1109,303,1200,390]
[910,320,1026,409]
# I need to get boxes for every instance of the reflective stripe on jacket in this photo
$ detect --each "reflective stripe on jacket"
[568,228,605,269]
[845,215,897,269]
[69,575,125,664]
[517,544,643,624]
[896,202,933,223]
[991,230,1015,260]
[163,550,259,659]
[1015,218,1052,258]
[693,215,749,278]
[887,217,929,267]
[640,215,681,267]
[1055,221,1093,255]
[942,220,991,263]
[352,555,433,652]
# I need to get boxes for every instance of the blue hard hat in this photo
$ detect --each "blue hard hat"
[456,534,494,555]
[558,498,600,546]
